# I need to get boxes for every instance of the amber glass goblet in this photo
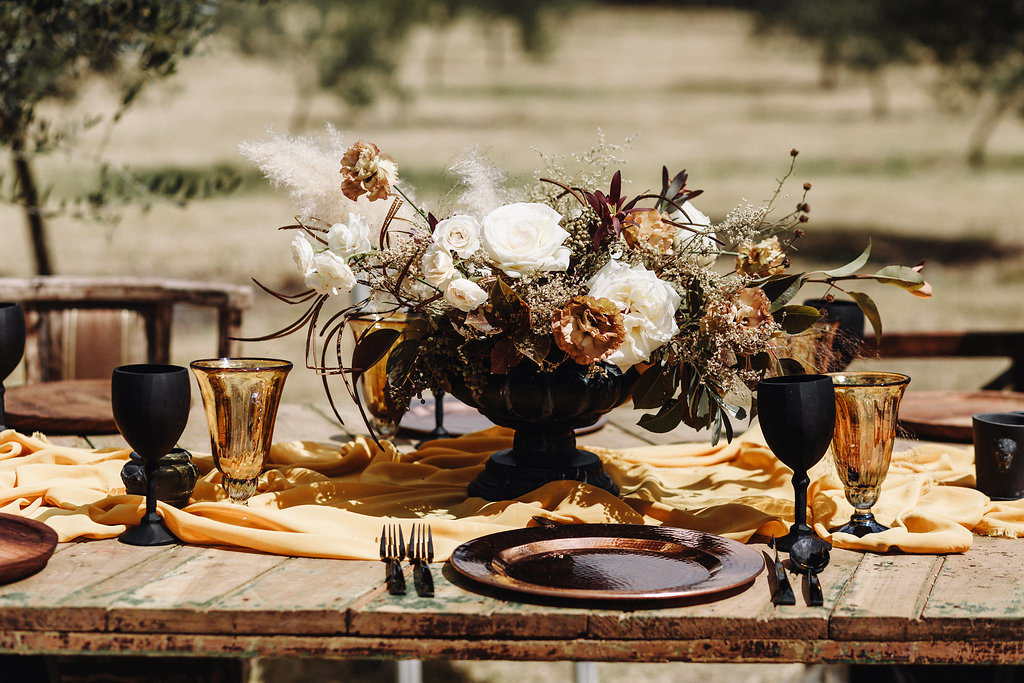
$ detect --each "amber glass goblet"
[112,364,191,546]
[348,313,412,439]
[828,371,910,537]
[190,358,291,504]
[757,374,836,552]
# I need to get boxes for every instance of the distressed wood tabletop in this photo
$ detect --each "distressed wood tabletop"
[0,401,1020,665]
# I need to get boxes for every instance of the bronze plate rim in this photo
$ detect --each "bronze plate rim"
[449,523,763,602]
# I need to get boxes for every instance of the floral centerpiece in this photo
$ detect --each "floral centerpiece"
[241,129,929,498]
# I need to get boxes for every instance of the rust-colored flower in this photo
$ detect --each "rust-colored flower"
[552,296,625,364]
[731,287,772,328]
[622,209,675,254]
[340,141,398,201]
[735,236,787,277]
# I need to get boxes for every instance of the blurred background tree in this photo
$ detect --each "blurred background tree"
[220,0,577,132]
[0,0,225,275]
[891,0,1024,167]
[739,0,909,119]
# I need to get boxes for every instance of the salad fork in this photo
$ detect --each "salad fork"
[379,524,406,595]
[409,524,435,598]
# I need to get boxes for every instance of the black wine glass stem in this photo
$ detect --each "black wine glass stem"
[793,469,811,532]
[434,390,445,432]
[145,455,160,519]
[0,384,6,431]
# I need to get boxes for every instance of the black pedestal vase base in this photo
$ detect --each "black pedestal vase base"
[451,360,637,502]
[467,429,620,501]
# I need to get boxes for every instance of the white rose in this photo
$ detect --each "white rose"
[421,243,459,288]
[671,201,717,266]
[444,278,489,312]
[291,234,315,274]
[481,202,570,277]
[432,214,481,258]
[326,215,372,260]
[587,260,681,369]
[305,250,357,296]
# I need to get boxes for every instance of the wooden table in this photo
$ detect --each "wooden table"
[1,401,1022,667]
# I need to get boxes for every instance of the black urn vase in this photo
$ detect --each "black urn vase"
[449,360,638,501]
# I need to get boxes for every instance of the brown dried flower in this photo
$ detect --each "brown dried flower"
[735,236,787,277]
[622,209,675,253]
[551,296,625,364]
[340,141,398,201]
[732,288,772,328]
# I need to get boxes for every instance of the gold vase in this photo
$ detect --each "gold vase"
[347,312,412,439]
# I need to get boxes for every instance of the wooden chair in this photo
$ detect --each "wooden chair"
[0,276,254,384]
[866,331,1024,391]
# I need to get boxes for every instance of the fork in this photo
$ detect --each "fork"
[408,523,435,598]
[768,535,795,606]
[379,523,406,596]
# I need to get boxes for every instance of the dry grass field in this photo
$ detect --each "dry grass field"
[3,7,1024,681]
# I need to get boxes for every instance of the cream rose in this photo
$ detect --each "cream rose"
[587,260,681,369]
[480,202,570,277]
[421,243,459,288]
[432,214,481,258]
[305,250,356,296]
[326,215,372,260]
[291,233,315,274]
[444,278,488,312]
[671,201,717,266]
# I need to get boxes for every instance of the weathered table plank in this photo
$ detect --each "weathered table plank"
[203,557,380,635]
[916,536,1024,640]
[830,551,944,641]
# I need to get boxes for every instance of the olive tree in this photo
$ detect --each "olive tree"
[0,0,223,274]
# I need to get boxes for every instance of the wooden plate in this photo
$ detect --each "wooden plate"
[899,390,1024,443]
[5,379,116,435]
[450,524,763,603]
[0,513,59,585]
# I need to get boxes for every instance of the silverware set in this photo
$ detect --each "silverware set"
[380,523,434,598]
[769,535,828,607]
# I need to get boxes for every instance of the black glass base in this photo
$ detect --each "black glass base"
[119,513,179,546]
[835,510,889,537]
[774,525,831,553]
[468,447,619,501]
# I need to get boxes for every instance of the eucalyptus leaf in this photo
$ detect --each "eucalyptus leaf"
[779,357,807,376]
[822,241,871,278]
[631,363,677,410]
[763,273,807,312]
[778,304,823,334]
[847,291,882,339]
[637,399,685,433]
[386,339,420,387]
[871,265,927,291]
[350,328,401,373]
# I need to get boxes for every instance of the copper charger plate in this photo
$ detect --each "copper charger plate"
[5,379,116,435]
[0,513,59,585]
[450,524,763,602]
[899,390,1024,443]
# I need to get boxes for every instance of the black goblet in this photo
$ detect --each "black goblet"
[112,364,191,546]
[0,303,26,431]
[757,374,836,552]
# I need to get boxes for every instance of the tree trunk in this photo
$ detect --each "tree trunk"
[11,138,54,275]
[967,86,1022,168]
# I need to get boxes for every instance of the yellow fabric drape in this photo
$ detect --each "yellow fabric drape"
[1,425,1019,561]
